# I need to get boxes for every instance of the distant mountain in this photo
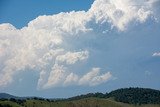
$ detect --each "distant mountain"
[0,93,17,99]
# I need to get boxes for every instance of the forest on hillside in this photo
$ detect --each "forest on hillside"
[0,87,160,106]
[68,87,160,104]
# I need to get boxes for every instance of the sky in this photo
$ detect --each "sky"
[0,0,160,98]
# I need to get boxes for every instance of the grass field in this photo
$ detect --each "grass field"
[0,98,160,107]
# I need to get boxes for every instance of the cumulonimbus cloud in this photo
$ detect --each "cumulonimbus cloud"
[0,0,159,89]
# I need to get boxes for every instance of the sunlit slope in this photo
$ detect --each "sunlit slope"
[1,98,160,107]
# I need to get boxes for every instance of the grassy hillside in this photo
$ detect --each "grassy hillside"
[0,98,160,107]
[0,87,160,107]
[0,100,21,107]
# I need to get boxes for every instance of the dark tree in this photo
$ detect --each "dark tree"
[9,98,16,102]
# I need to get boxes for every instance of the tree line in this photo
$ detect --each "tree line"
[0,87,160,105]
[68,87,160,104]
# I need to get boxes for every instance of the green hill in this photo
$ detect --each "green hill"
[0,87,160,107]
[0,98,160,107]
[106,87,160,104]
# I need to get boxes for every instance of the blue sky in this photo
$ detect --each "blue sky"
[0,0,160,98]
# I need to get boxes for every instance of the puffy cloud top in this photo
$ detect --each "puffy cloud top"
[0,0,159,89]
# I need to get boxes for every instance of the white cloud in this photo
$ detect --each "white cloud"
[37,50,89,89]
[43,64,67,89]
[91,72,112,86]
[0,23,38,87]
[0,39,10,57]
[0,23,16,30]
[79,68,100,85]
[0,0,158,88]
[37,49,64,68]
[27,11,91,34]
[63,73,79,86]
[89,0,157,31]
[152,52,160,57]
[56,51,89,64]
[37,70,48,89]
[38,67,112,89]
[79,68,112,86]
[0,72,13,87]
